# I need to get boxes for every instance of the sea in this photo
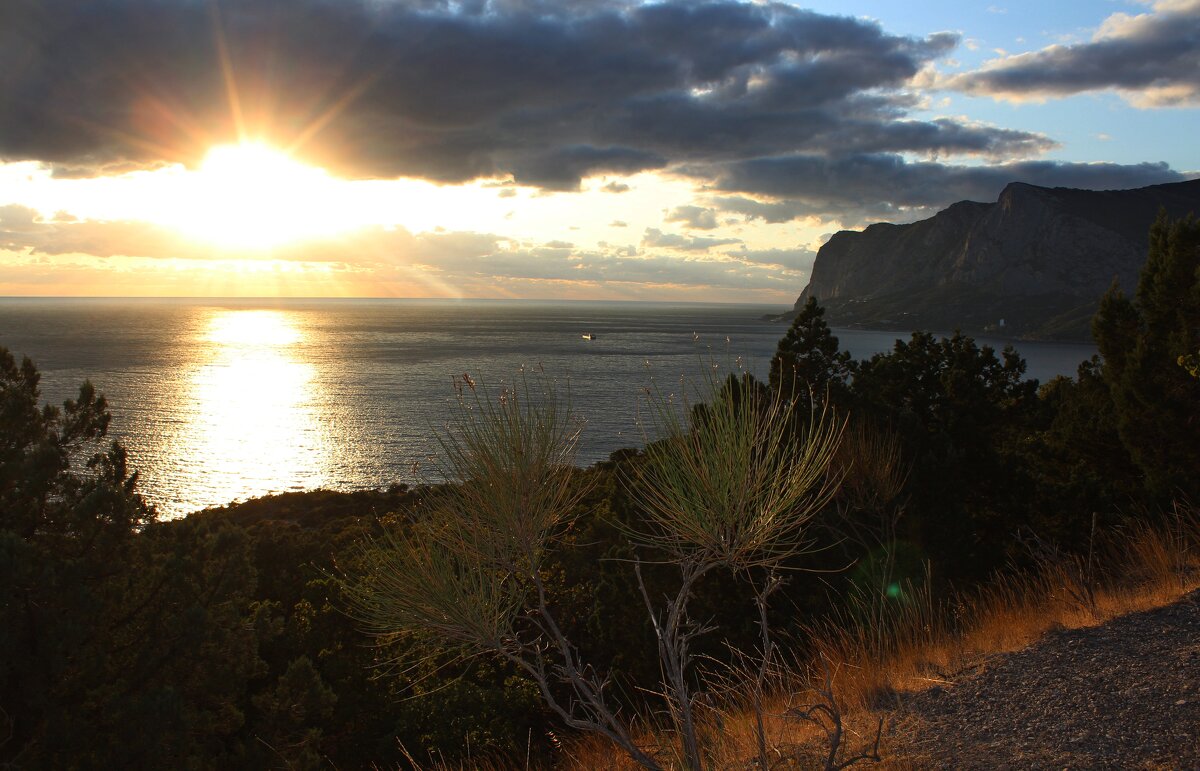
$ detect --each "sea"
[0,298,1098,518]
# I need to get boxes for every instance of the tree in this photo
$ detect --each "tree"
[849,332,1040,581]
[1021,359,1142,541]
[1093,212,1200,501]
[769,298,854,410]
[1,346,153,762]
[0,348,264,767]
[631,371,844,769]
[250,656,337,771]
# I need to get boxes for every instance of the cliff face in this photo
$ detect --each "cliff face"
[797,179,1200,339]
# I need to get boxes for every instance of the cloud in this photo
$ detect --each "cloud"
[1,0,1045,193]
[428,246,799,292]
[705,154,1186,223]
[0,204,211,259]
[947,0,1200,106]
[641,227,741,252]
[722,246,817,270]
[666,205,719,230]
[601,181,631,193]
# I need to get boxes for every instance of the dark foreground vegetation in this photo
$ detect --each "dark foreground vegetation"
[2,214,1197,769]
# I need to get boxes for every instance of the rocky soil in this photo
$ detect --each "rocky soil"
[892,589,1200,769]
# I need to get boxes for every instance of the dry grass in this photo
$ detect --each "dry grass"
[422,505,1199,770]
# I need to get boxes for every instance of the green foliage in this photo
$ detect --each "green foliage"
[770,297,854,410]
[250,656,337,771]
[0,346,150,542]
[0,347,264,768]
[346,375,588,648]
[1019,359,1142,541]
[204,486,552,769]
[435,374,587,559]
[849,331,1041,581]
[1094,212,1200,500]
[634,371,844,569]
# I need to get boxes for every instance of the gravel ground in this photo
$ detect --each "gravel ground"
[893,588,1200,769]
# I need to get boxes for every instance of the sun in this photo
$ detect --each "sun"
[167,142,356,250]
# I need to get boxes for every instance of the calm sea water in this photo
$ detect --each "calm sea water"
[0,298,1096,517]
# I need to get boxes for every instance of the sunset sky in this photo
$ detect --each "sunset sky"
[2,0,1197,301]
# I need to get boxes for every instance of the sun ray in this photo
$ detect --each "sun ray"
[285,70,383,158]
[209,3,248,144]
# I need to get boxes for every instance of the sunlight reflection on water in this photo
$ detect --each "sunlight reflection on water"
[165,309,331,510]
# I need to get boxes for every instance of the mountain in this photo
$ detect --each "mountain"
[795,179,1200,340]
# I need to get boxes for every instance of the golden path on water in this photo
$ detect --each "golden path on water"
[159,309,332,512]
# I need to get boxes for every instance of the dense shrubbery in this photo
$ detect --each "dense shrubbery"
[2,214,1196,768]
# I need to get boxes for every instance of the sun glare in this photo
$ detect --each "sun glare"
[167,142,356,250]
[206,308,303,346]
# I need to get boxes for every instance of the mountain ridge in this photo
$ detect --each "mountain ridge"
[796,178,1200,340]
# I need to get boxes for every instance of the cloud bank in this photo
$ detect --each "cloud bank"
[948,0,1200,107]
[1,0,1048,193]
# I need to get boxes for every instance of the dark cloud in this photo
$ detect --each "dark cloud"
[601,181,631,193]
[508,146,665,191]
[710,192,933,228]
[641,227,740,252]
[1,0,1041,193]
[709,196,828,224]
[948,0,1200,106]
[706,154,1186,223]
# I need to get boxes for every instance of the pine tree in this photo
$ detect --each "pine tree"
[1093,212,1200,501]
[769,297,854,411]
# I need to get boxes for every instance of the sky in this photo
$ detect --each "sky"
[1,0,1197,301]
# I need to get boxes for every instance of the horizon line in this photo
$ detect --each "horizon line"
[0,294,793,307]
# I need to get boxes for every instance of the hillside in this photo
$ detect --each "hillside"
[796,178,1200,340]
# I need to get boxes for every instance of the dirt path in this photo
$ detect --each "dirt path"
[892,589,1200,769]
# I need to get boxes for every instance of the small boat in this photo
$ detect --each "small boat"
[581,332,597,340]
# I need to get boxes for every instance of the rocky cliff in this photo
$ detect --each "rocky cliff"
[797,179,1200,340]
